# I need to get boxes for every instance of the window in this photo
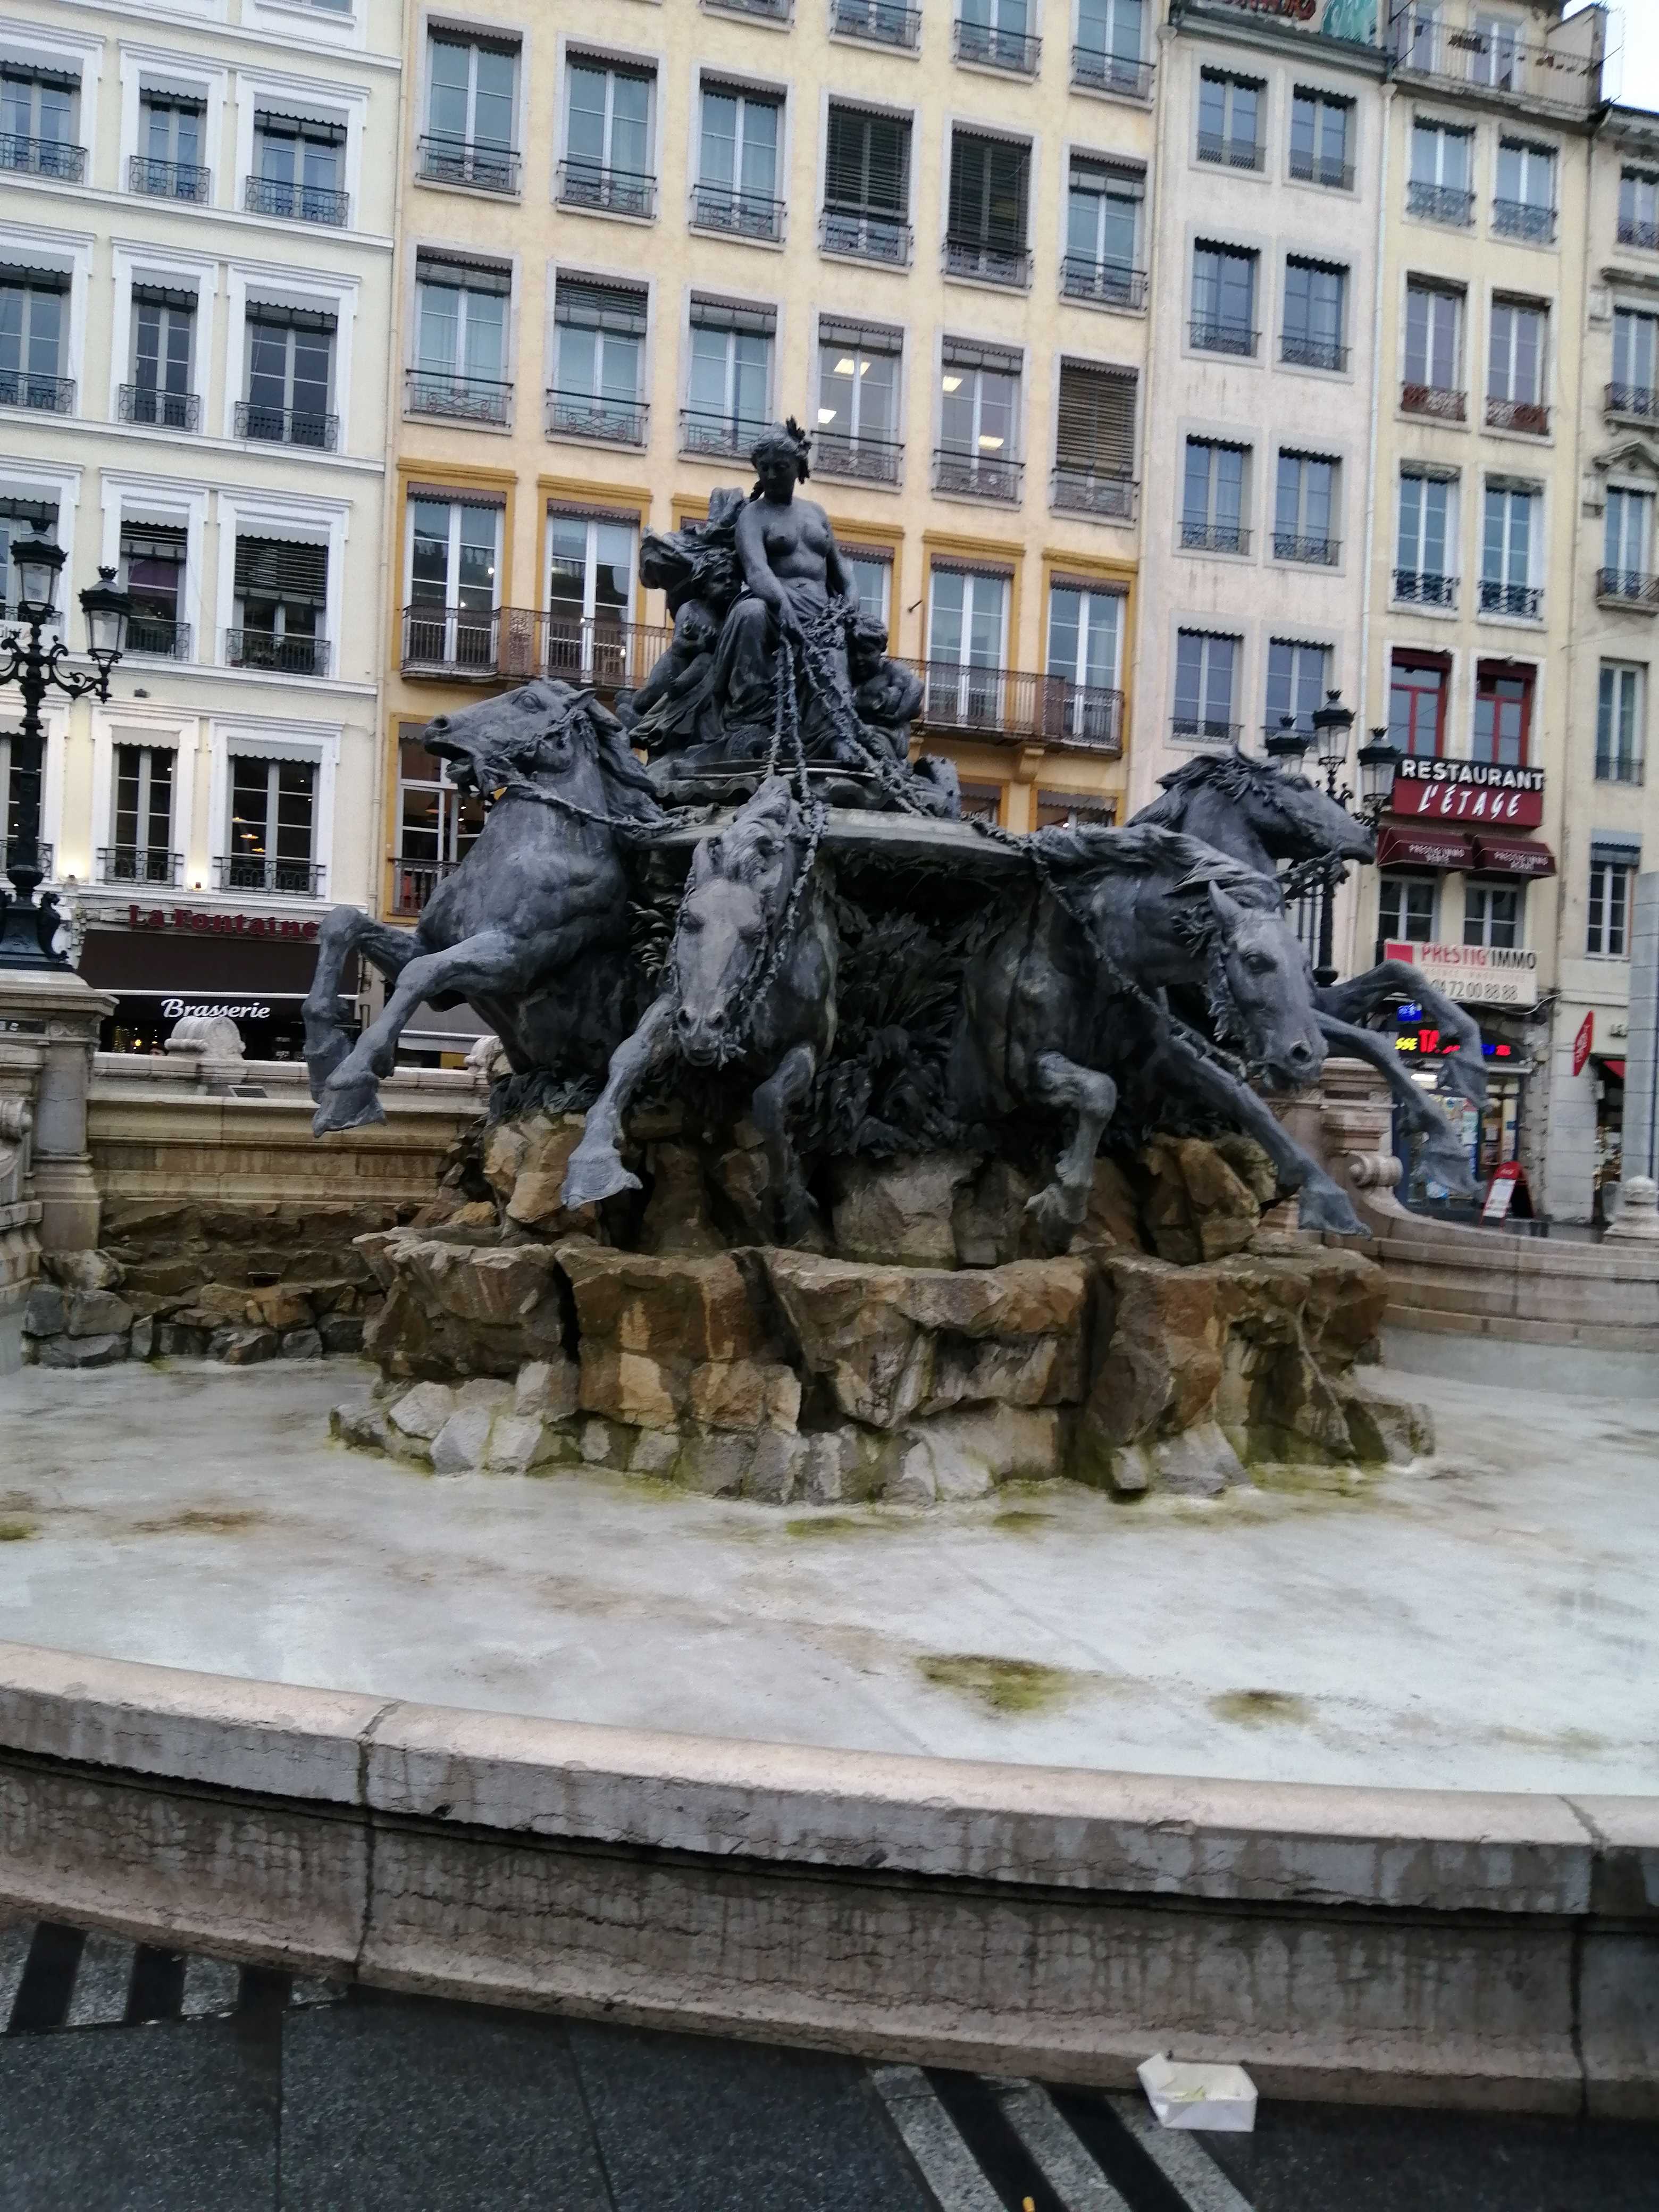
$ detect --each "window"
[1182,439,1247,555]
[423,32,519,191]
[0,267,70,413]
[227,756,318,893]
[1053,360,1136,518]
[1037,792,1116,830]
[1463,879,1521,950]
[124,286,196,431]
[1395,3,1439,70]
[956,0,1038,73]
[1604,489,1655,598]
[822,104,910,264]
[393,735,485,912]
[1472,663,1532,766]
[1396,471,1457,605]
[560,57,654,216]
[1588,853,1636,956]
[135,93,206,200]
[0,63,82,181]
[1191,243,1256,356]
[1469,12,1521,91]
[936,338,1021,499]
[550,276,647,446]
[119,523,188,658]
[1062,158,1144,307]
[1495,140,1555,242]
[248,111,347,225]
[229,537,328,675]
[1379,874,1436,948]
[241,303,336,449]
[1487,299,1548,434]
[0,496,56,618]
[405,497,500,672]
[410,256,510,423]
[1196,71,1262,171]
[1389,653,1448,758]
[1047,582,1122,742]
[1403,282,1463,415]
[945,131,1030,286]
[1074,0,1147,96]
[1290,89,1352,189]
[1282,258,1347,372]
[1408,122,1473,225]
[108,745,176,882]
[684,296,774,458]
[1275,454,1337,564]
[1620,168,1659,253]
[926,567,1009,725]
[694,82,782,240]
[1612,310,1659,417]
[1480,488,1539,619]
[1265,640,1329,740]
[1597,664,1644,784]
[843,552,890,625]
[815,317,901,483]
[1173,631,1238,742]
[547,513,635,684]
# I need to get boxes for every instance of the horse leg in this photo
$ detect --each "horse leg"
[1024,1051,1118,1255]
[562,994,676,1209]
[301,912,414,1103]
[1153,1033,1365,1238]
[1321,963,1487,1111]
[314,931,520,1135]
[751,1040,819,1245]
[1318,1015,1477,1199]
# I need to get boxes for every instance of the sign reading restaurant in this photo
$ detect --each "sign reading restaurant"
[1387,758,1546,830]
[1385,940,1539,1010]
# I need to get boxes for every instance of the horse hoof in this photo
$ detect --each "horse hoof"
[312,1082,386,1136]
[1295,1179,1366,1238]
[561,1153,641,1210]
[1023,1186,1080,1256]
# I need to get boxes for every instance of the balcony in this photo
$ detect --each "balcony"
[388,855,460,919]
[214,854,326,898]
[556,161,656,218]
[1071,47,1152,99]
[118,384,201,432]
[244,175,348,226]
[952,20,1040,73]
[1393,569,1459,608]
[1060,256,1146,310]
[1172,717,1243,745]
[830,0,920,48]
[1401,383,1467,422]
[1619,216,1659,254]
[1406,180,1474,227]
[416,138,520,194]
[933,448,1022,502]
[909,662,1113,748]
[128,154,209,202]
[1049,685,1124,753]
[545,389,648,447]
[814,433,903,485]
[1281,332,1349,373]
[1273,532,1339,567]
[400,607,674,690]
[1196,133,1264,174]
[1051,466,1134,521]
[1181,520,1251,556]
[1392,15,1605,118]
[1486,396,1549,436]
[0,134,86,182]
[681,409,767,462]
[233,401,340,450]
[819,209,911,266]
[0,370,73,414]
[1492,198,1555,244]
[3,840,53,879]
[1189,320,1258,359]
[225,630,331,676]
[1597,568,1659,611]
[1289,150,1354,191]
[944,237,1030,288]
[706,0,792,18]
[1606,383,1659,424]
[690,182,785,242]
[97,846,183,887]
[1478,580,1542,620]
[124,616,192,659]
[405,370,512,426]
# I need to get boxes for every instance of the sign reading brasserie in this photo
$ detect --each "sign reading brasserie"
[1387,758,1546,829]
[1385,939,1539,1010]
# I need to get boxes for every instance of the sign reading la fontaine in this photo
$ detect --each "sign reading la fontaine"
[124,904,320,941]
[1387,758,1546,828]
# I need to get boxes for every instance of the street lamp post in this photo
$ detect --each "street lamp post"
[1266,691,1402,990]
[0,539,130,970]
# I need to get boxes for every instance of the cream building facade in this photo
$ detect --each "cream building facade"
[2,0,400,1056]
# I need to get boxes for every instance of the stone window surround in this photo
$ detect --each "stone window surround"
[204,713,342,893]
[221,264,360,448]
[116,49,229,202]
[96,474,210,669]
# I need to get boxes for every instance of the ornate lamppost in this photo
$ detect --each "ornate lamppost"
[1266,691,1402,988]
[0,538,130,970]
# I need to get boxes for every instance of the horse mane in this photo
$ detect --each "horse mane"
[1032,819,1271,897]
[438,683,667,830]
[689,777,801,891]
[1137,748,1316,832]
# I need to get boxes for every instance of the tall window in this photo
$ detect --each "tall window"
[1182,440,1247,555]
[550,275,647,445]
[249,111,346,224]
[412,255,510,422]
[815,319,901,481]
[842,552,890,626]
[1191,244,1256,355]
[1266,640,1330,739]
[1472,663,1532,766]
[1196,71,1261,169]
[956,0,1035,71]
[230,537,328,675]
[1379,874,1436,949]
[227,756,317,893]
[694,82,781,239]
[0,63,81,179]
[1062,158,1143,306]
[242,304,335,447]
[1463,880,1521,950]
[395,734,485,908]
[1404,282,1462,401]
[135,93,206,199]
[822,103,910,264]
[424,32,518,190]
[0,497,56,618]
[1396,472,1456,604]
[1047,582,1121,742]
[1389,653,1448,758]
[937,338,1021,498]
[110,745,175,881]
[1480,488,1539,618]
[1074,0,1146,95]
[926,567,1009,725]
[0,270,69,413]
[1469,12,1521,91]
[119,522,187,657]
[945,131,1031,286]
[1597,664,1644,784]
[1588,856,1635,957]
[406,498,500,671]
[1612,309,1659,414]
[1620,167,1659,252]
[1395,2,1439,71]
[1604,489,1654,592]
[1495,140,1555,241]
[128,286,195,430]
[1290,89,1352,189]
[1275,454,1337,564]
[1487,299,1547,432]
[561,56,654,215]
[1282,259,1347,371]
[547,513,635,683]
[685,297,774,456]
[1173,631,1238,742]
[1053,361,1136,517]
[1408,122,1473,224]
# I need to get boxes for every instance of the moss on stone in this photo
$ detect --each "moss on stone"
[918,1652,1076,1715]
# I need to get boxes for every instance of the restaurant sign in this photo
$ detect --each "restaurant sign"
[1213,0,1377,34]
[1385,939,1539,1009]
[1387,758,1546,828]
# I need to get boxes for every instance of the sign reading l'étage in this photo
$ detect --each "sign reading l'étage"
[1388,759,1546,829]
[1386,939,1539,1009]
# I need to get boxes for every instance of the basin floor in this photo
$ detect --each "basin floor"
[2,1359,1655,1794]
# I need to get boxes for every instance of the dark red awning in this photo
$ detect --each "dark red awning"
[1471,835,1556,878]
[1376,824,1476,870]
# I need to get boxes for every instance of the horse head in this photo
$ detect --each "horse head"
[1197,877,1327,1095]
[674,777,802,1067]
[420,678,665,827]
[1141,750,1375,872]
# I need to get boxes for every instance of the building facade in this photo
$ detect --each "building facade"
[2,0,400,1056]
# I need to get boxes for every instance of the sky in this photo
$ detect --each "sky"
[1586,4,1659,111]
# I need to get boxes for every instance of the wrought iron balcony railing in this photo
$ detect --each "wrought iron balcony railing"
[1060,256,1146,309]
[681,408,768,462]
[944,237,1030,288]
[400,607,675,690]
[124,616,191,659]
[1288,150,1354,191]
[405,370,512,425]
[416,138,521,192]
[225,629,331,676]
[690,182,785,241]
[244,175,348,225]
[1393,569,1459,608]
[119,384,201,431]
[1051,466,1134,520]
[214,854,326,897]
[908,661,1117,748]
[1478,580,1542,619]
[1492,197,1555,244]
[1273,533,1339,566]
[0,370,73,414]
[707,0,791,17]
[819,208,911,265]
[1393,15,1603,118]
[233,401,340,450]
[97,845,183,886]
[952,19,1040,72]
[401,608,502,676]
[1281,332,1349,372]
[933,448,1022,501]
[388,854,462,918]
[1606,383,1659,423]
[0,133,86,181]
[1172,717,1243,745]
[830,0,921,46]
[1406,179,1474,227]
[1619,217,1659,254]
[1486,396,1549,435]
[1071,47,1153,99]
[1401,382,1467,421]
[1049,684,1124,752]
[544,389,648,446]
[1196,132,1264,173]
[1597,568,1659,609]
[128,154,210,201]
[3,840,53,878]
[556,161,656,219]
[813,432,903,485]
[1189,319,1258,358]
[1181,520,1251,556]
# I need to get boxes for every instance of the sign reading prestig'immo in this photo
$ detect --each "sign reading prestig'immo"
[1386,940,1539,1009]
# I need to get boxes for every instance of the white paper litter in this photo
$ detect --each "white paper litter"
[1136,2051,1258,2133]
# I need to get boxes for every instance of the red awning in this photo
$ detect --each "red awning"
[1376,824,1476,870]
[1470,834,1556,878]
[1599,1059,1627,1081]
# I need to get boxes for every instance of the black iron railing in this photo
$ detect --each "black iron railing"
[1394,16,1602,117]
[119,384,200,431]
[1406,180,1474,226]
[1189,320,1258,358]
[400,609,501,675]
[4,840,53,878]
[128,154,210,201]
[933,448,1022,501]
[819,208,911,264]
[244,175,348,225]
[125,616,191,658]
[225,630,331,676]
[405,371,512,424]
[401,607,675,690]
[680,409,768,461]
[908,661,1113,746]
[1049,685,1123,751]
[0,370,73,413]
[1172,717,1243,745]
[1606,383,1659,422]
[1273,533,1338,566]
[1401,383,1466,421]
[1492,197,1555,243]
[1281,332,1349,372]
[1486,396,1549,435]
[1060,256,1146,309]
[233,401,340,449]
[388,855,462,917]
[1478,581,1542,619]
[944,236,1030,287]
[416,138,521,192]
[1181,520,1250,555]
[1196,132,1263,172]
[952,19,1040,71]
[556,161,656,218]
[215,854,326,896]
[1071,47,1153,98]
[1619,217,1659,253]
[1289,151,1354,190]
[707,0,791,16]
[0,134,85,181]
[690,182,784,241]
[1393,570,1459,608]
[545,390,648,446]
[831,0,921,47]
[98,846,183,885]
[814,433,903,485]
[1597,568,1659,608]
[1051,466,1134,520]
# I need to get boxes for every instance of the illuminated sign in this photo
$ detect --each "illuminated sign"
[1388,758,1545,829]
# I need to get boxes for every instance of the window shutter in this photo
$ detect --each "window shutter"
[234,536,329,604]
[555,275,648,336]
[818,313,901,355]
[131,283,198,312]
[1056,362,1136,474]
[941,336,1022,376]
[948,132,1029,250]
[254,111,347,145]
[119,524,187,563]
[1069,154,1143,198]
[825,105,909,215]
[416,253,512,297]
[689,294,776,338]
[245,300,338,334]
[0,264,71,294]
